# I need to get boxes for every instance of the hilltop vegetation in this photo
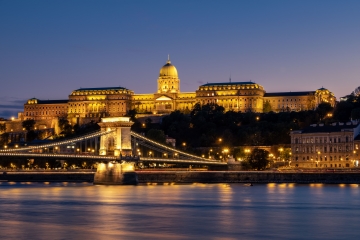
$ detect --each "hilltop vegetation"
[132,89,360,149]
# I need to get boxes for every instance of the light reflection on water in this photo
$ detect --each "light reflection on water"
[0,182,360,240]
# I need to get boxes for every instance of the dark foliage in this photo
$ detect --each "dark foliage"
[246,148,269,170]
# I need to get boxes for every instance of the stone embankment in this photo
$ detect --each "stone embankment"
[2,170,360,184]
[0,171,95,182]
[137,171,360,184]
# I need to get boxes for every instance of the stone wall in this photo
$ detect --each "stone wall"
[137,171,360,184]
[0,171,94,182]
[2,171,360,184]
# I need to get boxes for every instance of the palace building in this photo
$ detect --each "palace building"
[19,57,336,126]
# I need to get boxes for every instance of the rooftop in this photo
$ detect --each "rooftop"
[200,81,257,87]
[297,122,360,133]
[264,91,315,97]
[74,87,128,91]
[27,100,68,104]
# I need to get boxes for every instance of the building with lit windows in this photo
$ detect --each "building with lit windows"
[16,57,336,127]
[290,121,360,168]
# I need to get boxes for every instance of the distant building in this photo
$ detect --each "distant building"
[2,57,336,136]
[290,121,360,168]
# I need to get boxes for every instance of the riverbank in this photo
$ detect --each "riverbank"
[2,170,360,184]
[137,171,360,184]
[0,171,95,182]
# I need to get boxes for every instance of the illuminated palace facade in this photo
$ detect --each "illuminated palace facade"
[22,58,336,125]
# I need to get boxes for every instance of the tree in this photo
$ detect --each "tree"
[0,123,6,132]
[0,132,9,145]
[146,129,166,144]
[351,108,360,120]
[263,101,272,113]
[126,109,137,122]
[316,102,333,120]
[333,101,353,122]
[352,86,360,96]
[58,118,73,136]
[247,148,269,170]
[22,119,36,131]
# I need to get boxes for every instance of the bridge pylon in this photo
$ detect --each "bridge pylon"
[97,117,134,157]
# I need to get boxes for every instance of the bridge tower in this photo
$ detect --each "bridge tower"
[94,117,138,185]
[97,117,134,156]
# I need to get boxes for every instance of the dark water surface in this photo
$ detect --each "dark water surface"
[0,182,359,240]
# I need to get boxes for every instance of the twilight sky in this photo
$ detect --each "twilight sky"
[1,0,360,118]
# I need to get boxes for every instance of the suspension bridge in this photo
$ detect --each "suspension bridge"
[0,117,226,166]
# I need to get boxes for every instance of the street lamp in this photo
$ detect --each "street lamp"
[278,148,283,162]
[353,150,357,167]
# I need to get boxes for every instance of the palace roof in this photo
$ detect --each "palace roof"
[74,87,128,91]
[201,81,256,86]
[264,91,315,97]
[26,99,68,105]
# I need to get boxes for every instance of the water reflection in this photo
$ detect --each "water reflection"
[0,183,359,239]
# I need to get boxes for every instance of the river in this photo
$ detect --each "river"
[0,182,359,240]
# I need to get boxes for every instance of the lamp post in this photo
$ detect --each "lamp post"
[223,148,229,161]
[353,150,358,167]
[245,148,251,161]
[278,148,283,162]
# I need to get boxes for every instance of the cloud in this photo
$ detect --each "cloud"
[0,104,23,109]
[197,80,204,85]
[0,97,26,119]
[0,110,18,119]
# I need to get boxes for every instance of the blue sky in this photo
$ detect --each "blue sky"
[1,0,360,118]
